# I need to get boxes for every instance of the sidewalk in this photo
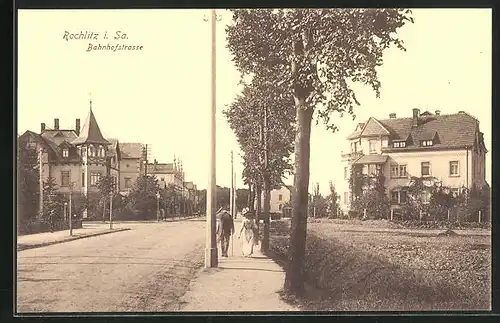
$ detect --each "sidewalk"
[17,222,131,251]
[180,224,298,312]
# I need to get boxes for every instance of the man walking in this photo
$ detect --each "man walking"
[216,206,234,258]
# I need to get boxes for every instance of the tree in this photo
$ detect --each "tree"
[127,175,159,219]
[351,173,390,219]
[236,188,250,212]
[224,73,295,252]
[41,176,64,226]
[327,181,341,218]
[17,143,39,231]
[226,8,413,294]
[96,174,116,222]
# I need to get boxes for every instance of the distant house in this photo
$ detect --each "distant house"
[118,142,144,193]
[339,108,488,214]
[255,185,293,215]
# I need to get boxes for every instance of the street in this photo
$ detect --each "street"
[16,219,206,313]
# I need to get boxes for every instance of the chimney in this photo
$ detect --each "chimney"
[412,108,420,127]
[75,118,81,135]
[41,123,46,132]
[54,118,59,130]
[458,110,465,114]
[389,113,396,119]
[435,110,441,116]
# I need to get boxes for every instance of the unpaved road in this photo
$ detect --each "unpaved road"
[16,219,206,313]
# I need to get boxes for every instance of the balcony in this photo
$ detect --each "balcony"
[341,151,364,160]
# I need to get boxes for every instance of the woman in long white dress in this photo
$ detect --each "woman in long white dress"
[238,209,257,257]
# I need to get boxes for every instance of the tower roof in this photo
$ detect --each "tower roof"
[72,106,109,146]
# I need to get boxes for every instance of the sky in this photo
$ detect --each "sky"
[17,9,492,196]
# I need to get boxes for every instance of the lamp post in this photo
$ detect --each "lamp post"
[69,182,74,236]
[64,202,68,230]
[109,191,113,230]
[204,8,220,268]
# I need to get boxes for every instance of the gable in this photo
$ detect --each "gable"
[359,117,390,138]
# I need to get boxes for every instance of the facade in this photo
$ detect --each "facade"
[118,142,145,193]
[255,185,293,214]
[19,101,120,215]
[340,109,488,214]
[146,160,184,192]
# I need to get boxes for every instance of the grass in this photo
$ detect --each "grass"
[267,219,491,311]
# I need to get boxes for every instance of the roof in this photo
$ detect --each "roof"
[359,117,390,138]
[72,108,109,145]
[347,112,480,151]
[149,162,176,174]
[378,112,478,151]
[41,129,78,146]
[353,154,388,165]
[119,143,143,159]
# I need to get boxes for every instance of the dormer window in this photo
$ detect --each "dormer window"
[393,141,406,148]
[421,140,433,147]
[62,148,69,158]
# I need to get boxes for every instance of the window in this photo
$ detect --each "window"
[391,190,408,204]
[368,164,380,176]
[369,140,376,153]
[61,171,70,187]
[124,177,132,189]
[421,191,431,204]
[391,164,407,178]
[278,194,283,201]
[421,162,431,176]
[399,165,407,177]
[62,148,69,158]
[391,191,399,203]
[421,140,433,147]
[89,145,95,157]
[279,204,282,211]
[90,172,101,186]
[100,147,105,157]
[344,192,349,204]
[344,167,348,179]
[393,141,406,148]
[400,190,408,203]
[391,165,399,178]
[381,139,388,148]
[449,161,459,176]
[82,172,85,187]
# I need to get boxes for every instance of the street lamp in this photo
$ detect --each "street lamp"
[109,191,113,230]
[64,202,68,229]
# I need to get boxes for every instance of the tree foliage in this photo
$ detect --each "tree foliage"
[351,173,390,219]
[126,175,159,219]
[226,8,413,295]
[327,181,341,218]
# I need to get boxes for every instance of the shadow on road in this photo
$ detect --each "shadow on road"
[221,267,284,273]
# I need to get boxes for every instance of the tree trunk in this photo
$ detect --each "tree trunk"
[102,196,106,222]
[255,180,262,235]
[261,104,270,253]
[284,101,313,296]
[262,174,271,252]
[247,183,253,210]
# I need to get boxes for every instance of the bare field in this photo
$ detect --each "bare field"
[270,219,491,311]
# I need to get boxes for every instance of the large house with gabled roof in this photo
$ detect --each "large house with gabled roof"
[339,108,488,214]
[19,100,121,216]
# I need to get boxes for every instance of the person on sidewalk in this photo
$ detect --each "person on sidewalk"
[238,208,257,258]
[216,206,234,258]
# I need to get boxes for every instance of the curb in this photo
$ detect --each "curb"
[17,228,131,251]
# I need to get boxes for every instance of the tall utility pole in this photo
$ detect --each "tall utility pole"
[233,171,237,217]
[144,144,148,176]
[230,150,234,217]
[109,191,113,230]
[205,8,218,268]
